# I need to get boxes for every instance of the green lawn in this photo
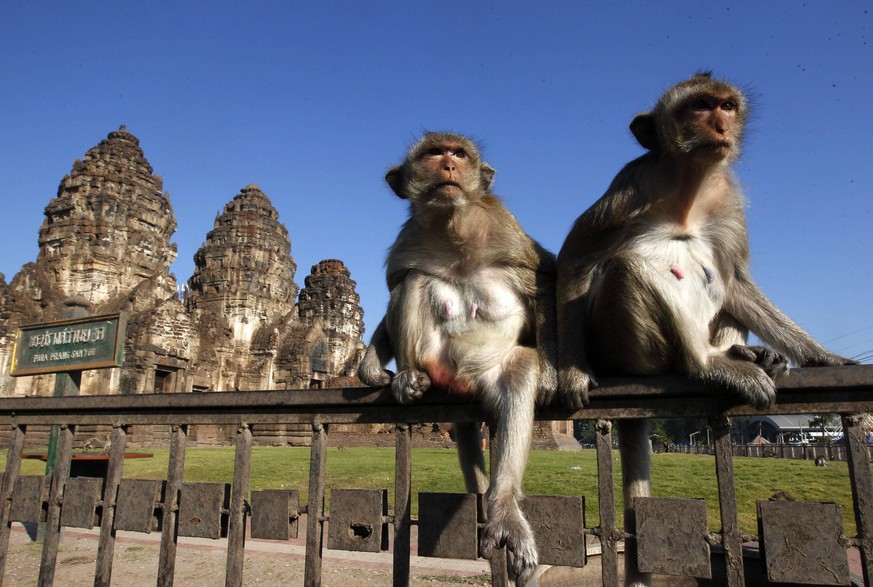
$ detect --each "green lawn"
[7,447,860,535]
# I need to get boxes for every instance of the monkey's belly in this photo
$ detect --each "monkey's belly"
[418,287,528,396]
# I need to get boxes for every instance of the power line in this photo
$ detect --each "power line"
[824,324,873,345]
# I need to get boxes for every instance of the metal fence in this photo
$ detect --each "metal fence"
[0,364,872,586]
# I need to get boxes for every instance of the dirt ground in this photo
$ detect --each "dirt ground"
[3,523,492,587]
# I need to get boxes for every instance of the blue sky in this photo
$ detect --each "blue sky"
[2,2,871,362]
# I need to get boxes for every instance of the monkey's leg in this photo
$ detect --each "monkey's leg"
[357,317,394,387]
[455,421,488,494]
[589,252,697,375]
[387,275,435,403]
[478,347,539,587]
[617,419,653,587]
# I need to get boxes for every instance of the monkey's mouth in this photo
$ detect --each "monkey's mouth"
[434,181,462,189]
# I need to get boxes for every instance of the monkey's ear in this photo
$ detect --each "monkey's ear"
[480,163,495,192]
[385,166,407,198]
[630,113,659,151]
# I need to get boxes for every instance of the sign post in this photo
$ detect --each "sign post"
[10,299,126,477]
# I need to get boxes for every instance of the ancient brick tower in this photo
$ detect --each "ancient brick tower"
[37,125,179,304]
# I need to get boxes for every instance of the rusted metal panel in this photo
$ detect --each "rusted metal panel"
[177,482,230,539]
[522,495,586,568]
[758,500,850,585]
[251,490,299,540]
[327,488,387,553]
[635,497,711,578]
[418,492,479,560]
[393,423,412,587]
[9,475,48,523]
[60,477,102,529]
[114,478,163,533]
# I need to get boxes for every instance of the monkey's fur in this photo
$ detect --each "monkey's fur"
[557,73,856,586]
[358,132,559,585]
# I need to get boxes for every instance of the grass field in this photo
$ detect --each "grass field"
[8,446,860,535]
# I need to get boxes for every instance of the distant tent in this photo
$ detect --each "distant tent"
[750,435,772,445]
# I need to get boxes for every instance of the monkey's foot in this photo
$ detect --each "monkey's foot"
[480,507,538,586]
[728,345,788,379]
[802,353,860,367]
[391,369,431,403]
[357,365,393,388]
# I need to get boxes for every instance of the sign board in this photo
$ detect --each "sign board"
[11,313,126,376]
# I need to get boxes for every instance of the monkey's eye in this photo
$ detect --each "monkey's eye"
[425,147,443,156]
[690,98,710,110]
[721,100,737,111]
[452,149,468,159]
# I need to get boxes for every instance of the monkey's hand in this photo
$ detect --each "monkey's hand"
[556,366,595,410]
[391,369,431,403]
[480,504,538,587]
[728,345,788,379]
[801,353,860,367]
[535,359,559,406]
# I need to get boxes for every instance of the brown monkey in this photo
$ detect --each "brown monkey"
[358,132,558,585]
[556,72,856,586]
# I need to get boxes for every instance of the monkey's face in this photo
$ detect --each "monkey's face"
[411,140,478,206]
[678,92,742,157]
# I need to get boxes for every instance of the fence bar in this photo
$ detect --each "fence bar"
[304,422,327,587]
[38,423,74,587]
[488,426,509,587]
[158,424,188,587]
[712,416,744,587]
[843,413,873,586]
[226,423,253,587]
[595,419,619,586]
[0,424,26,586]
[393,423,412,587]
[94,424,128,587]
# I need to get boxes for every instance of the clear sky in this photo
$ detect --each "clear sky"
[2,2,871,362]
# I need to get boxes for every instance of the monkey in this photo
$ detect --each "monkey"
[358,131,558,585]
[556,72,856,586]
[815,455,829,467]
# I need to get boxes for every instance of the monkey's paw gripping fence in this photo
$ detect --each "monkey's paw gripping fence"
[1,365,872,586]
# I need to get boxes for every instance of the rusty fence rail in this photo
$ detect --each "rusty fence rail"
[0,365,872,586]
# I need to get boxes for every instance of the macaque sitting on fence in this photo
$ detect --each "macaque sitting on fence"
[358,132,559,585]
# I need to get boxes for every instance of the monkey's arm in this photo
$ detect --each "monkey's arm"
[725,272,857,367]
[532,245,559,405]
[357,317,395,387]
[555,200,631,408]
[555,253,598,408]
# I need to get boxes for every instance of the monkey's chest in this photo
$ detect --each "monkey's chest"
[629,233,725,316]
[426,273,526,335]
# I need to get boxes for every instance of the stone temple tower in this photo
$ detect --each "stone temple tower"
[36,125,178,304]
[186,184,298,346]
[297,259,365,379]
[185,184,300,390]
